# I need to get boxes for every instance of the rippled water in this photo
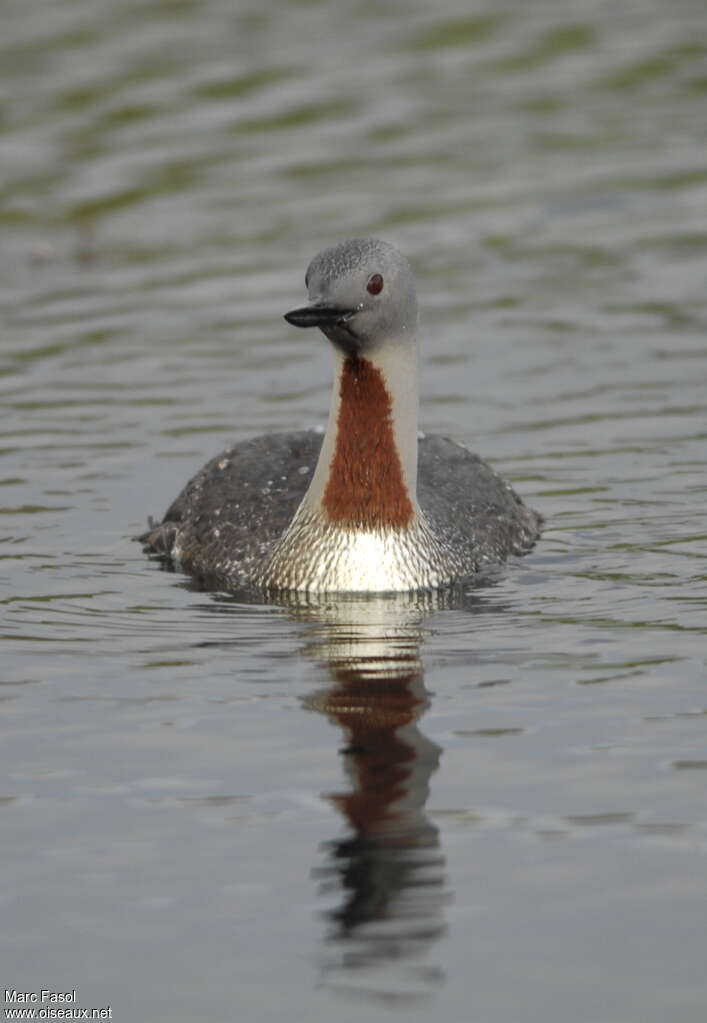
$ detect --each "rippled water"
[2,1,706,1020]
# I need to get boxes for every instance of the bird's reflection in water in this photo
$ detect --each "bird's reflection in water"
[281,590,456,1006]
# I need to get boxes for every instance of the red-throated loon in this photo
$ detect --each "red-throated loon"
[141,238,541,591]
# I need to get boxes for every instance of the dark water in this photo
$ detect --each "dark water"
[2,1,706,1020]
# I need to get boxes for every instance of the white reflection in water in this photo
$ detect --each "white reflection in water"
[279,591,481,1005]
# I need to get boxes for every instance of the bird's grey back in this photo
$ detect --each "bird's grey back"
[142,430,540,587]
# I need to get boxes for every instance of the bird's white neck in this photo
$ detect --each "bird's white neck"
[301,339,420,528]
[257,335,450,592]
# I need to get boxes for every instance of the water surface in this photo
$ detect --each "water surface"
[2,1,706,1020]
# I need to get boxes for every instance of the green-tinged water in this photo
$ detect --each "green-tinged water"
[2,1,706,1020]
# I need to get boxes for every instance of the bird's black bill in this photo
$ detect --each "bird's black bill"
[284,304,354,329]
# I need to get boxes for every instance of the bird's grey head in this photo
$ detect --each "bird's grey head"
[284,238,418,357]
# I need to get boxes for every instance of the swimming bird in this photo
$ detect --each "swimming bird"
[141,238,541,592]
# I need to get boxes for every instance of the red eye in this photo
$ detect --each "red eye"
[366,273,384,295]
